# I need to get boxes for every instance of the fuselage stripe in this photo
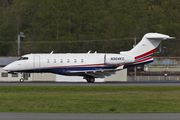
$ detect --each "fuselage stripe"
[135,48,156,60]
[135,54,152,62]
[135,57,153,64]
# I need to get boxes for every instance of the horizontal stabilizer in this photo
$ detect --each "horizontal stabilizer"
[146,36,175,40]
[146,33,175,40]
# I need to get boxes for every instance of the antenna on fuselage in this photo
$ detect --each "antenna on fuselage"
[50,51,54,54]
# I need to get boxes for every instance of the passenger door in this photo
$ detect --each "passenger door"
[34,55,40,71]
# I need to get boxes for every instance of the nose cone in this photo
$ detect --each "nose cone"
[3,65,9,71]
[3,62,19,72]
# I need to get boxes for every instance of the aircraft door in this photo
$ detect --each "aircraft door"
[34,56,40,71]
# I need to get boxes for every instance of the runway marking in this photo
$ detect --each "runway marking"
[1,116,180,119]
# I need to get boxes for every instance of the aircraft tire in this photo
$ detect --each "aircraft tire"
[20,78,24,83]
[87,77,95,83]
[86,78,90,83]
[90,77,95,83]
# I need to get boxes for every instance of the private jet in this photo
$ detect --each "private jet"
[3,33,174,83]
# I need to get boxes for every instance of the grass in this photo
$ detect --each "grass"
[0,86,180,113]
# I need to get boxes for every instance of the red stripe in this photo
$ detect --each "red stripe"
[135,57,152,63]
[135,48,156,60]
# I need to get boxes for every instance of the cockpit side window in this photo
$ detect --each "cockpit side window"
[18,57,28,60]
[22,57,28,60]
[17,57,22,60]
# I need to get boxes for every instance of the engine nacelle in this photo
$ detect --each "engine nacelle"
[105,54,134,65]
[105,54,124,65]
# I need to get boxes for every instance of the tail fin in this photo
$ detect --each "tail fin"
[121,33,174,65]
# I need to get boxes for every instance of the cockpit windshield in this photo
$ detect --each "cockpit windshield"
[17,57,28,60]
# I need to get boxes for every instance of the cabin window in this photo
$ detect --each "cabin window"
[1,73,8,77]
[74,59,77,63]
[47,59,50,63]
[60,59,63,63]
[81,59,83,63]
[54,59,56,63]
[67,59,70,63]
[12,73,18,77]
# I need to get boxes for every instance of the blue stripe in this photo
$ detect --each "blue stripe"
[124,60,153,68]
[135,54,152,62]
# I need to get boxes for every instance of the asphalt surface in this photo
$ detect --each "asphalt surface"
[1,81,180,120]
[1,81,180,86]
[1,113,180,120]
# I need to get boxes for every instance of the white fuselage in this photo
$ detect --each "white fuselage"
[3,53,134,77]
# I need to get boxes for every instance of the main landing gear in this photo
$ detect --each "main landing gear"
[84,76,95,83]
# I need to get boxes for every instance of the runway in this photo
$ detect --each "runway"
[1,81,180,86]
[1,113,180,120]
[1,81,180,120]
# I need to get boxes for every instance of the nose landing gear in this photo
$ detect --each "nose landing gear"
[20,73,25,83]
[20,77,24,83]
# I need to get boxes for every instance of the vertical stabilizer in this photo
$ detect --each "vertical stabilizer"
[121,33,174,65]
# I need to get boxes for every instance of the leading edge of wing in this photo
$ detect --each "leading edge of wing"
[67,68,116,74]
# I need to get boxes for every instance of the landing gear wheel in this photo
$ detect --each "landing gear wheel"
[20,78,24,83]
[86,78,90,83]
[86,77,95,83]
[89,77,95,83]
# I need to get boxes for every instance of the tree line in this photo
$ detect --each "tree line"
[0,0,180,56]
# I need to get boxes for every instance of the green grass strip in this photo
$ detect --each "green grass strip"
[0,86,180,113]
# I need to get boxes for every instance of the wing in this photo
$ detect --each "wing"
[66,64,124,78]
[67,69,116,78]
